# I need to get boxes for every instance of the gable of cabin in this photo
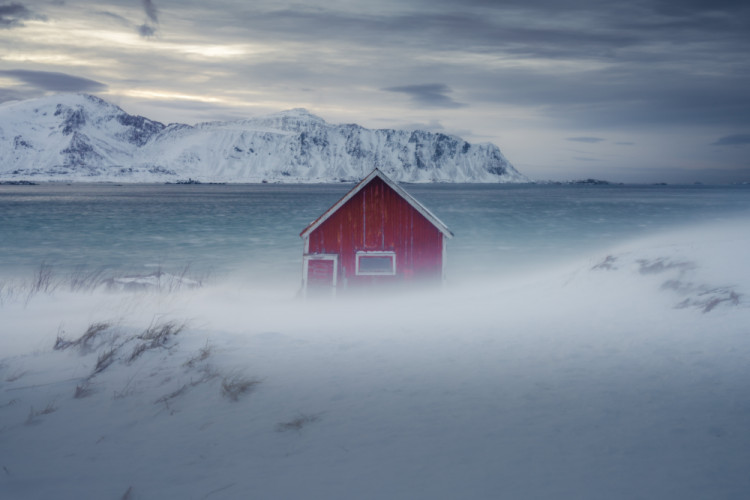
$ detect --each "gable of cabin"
[305,175,445,286]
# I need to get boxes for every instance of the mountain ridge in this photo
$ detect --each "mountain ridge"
[0,93,529,183]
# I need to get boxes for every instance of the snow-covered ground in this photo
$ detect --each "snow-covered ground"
[1,219,750,499]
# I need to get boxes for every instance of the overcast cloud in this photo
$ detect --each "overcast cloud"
[382,84,467,109]
[0,2,44,28]
[0,69,107,92]
[712,134,750,146]
[141,0,159,24]
[0,0,748,182]
[567,137,606,144]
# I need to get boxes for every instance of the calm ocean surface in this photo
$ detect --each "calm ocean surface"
[1,183,749,286]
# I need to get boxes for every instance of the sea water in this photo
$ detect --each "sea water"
[1,183,749,287]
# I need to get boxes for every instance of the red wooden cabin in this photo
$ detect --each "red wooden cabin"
[300,169,453,294]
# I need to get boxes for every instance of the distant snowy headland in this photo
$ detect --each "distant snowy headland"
[0,94,529,184]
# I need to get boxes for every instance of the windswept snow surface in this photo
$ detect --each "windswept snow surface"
[2,220,750,499]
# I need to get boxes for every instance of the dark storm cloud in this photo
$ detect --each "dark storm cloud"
[573,156,601,162]
[231,6,637,59]
[649,0,749,16]
[382,84,467,109]
[211,0,748,130]
[567,137,606,143]
[96,10,133,26]
[93,9,156,38]
[232,1,748,61]
[135,0,159,38]
[712,134,750,146]
[161,1,747,74]
[0,2,45,28]
[0,70,107,92]
[138,23,156,37]
[142,0,159,24]
[3,0,742,142]
[464,60,750,129]
[400,120,446,132]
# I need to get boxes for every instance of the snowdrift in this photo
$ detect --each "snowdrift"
[1,219,749,499]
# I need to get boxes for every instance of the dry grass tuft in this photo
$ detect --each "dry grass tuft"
[12,263,206,306]
[25,403,57,424]
[25,262,56,304]
[92,348,116,375]
[67,265,106,293]
[126,320,185,364]
[5,369,27,383]
[79,322,112,346]
[275,413,322,432]
[155,384,189,406]
[126,342,150,364]
[120,485,134,500]
[54,321,113,352]
[183,342,212,369]
[139,320,184,344]
[74,381,93,399]
[221,374,262,402]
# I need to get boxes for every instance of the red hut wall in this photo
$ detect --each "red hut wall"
[306,177,444,287]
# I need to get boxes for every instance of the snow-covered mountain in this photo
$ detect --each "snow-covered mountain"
[0,94,529,183]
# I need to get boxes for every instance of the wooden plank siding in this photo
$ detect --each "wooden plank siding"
[306,176,444,288]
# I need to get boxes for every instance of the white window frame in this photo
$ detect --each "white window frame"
[355,251,396,276]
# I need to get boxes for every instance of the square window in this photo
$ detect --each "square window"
[356,251,396,276]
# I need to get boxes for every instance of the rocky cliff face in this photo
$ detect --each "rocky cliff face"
[0,94,529,183]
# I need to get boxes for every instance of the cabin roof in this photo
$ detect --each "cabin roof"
[300,168,454,239]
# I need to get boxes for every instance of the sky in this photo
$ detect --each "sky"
[1,0,749,183]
